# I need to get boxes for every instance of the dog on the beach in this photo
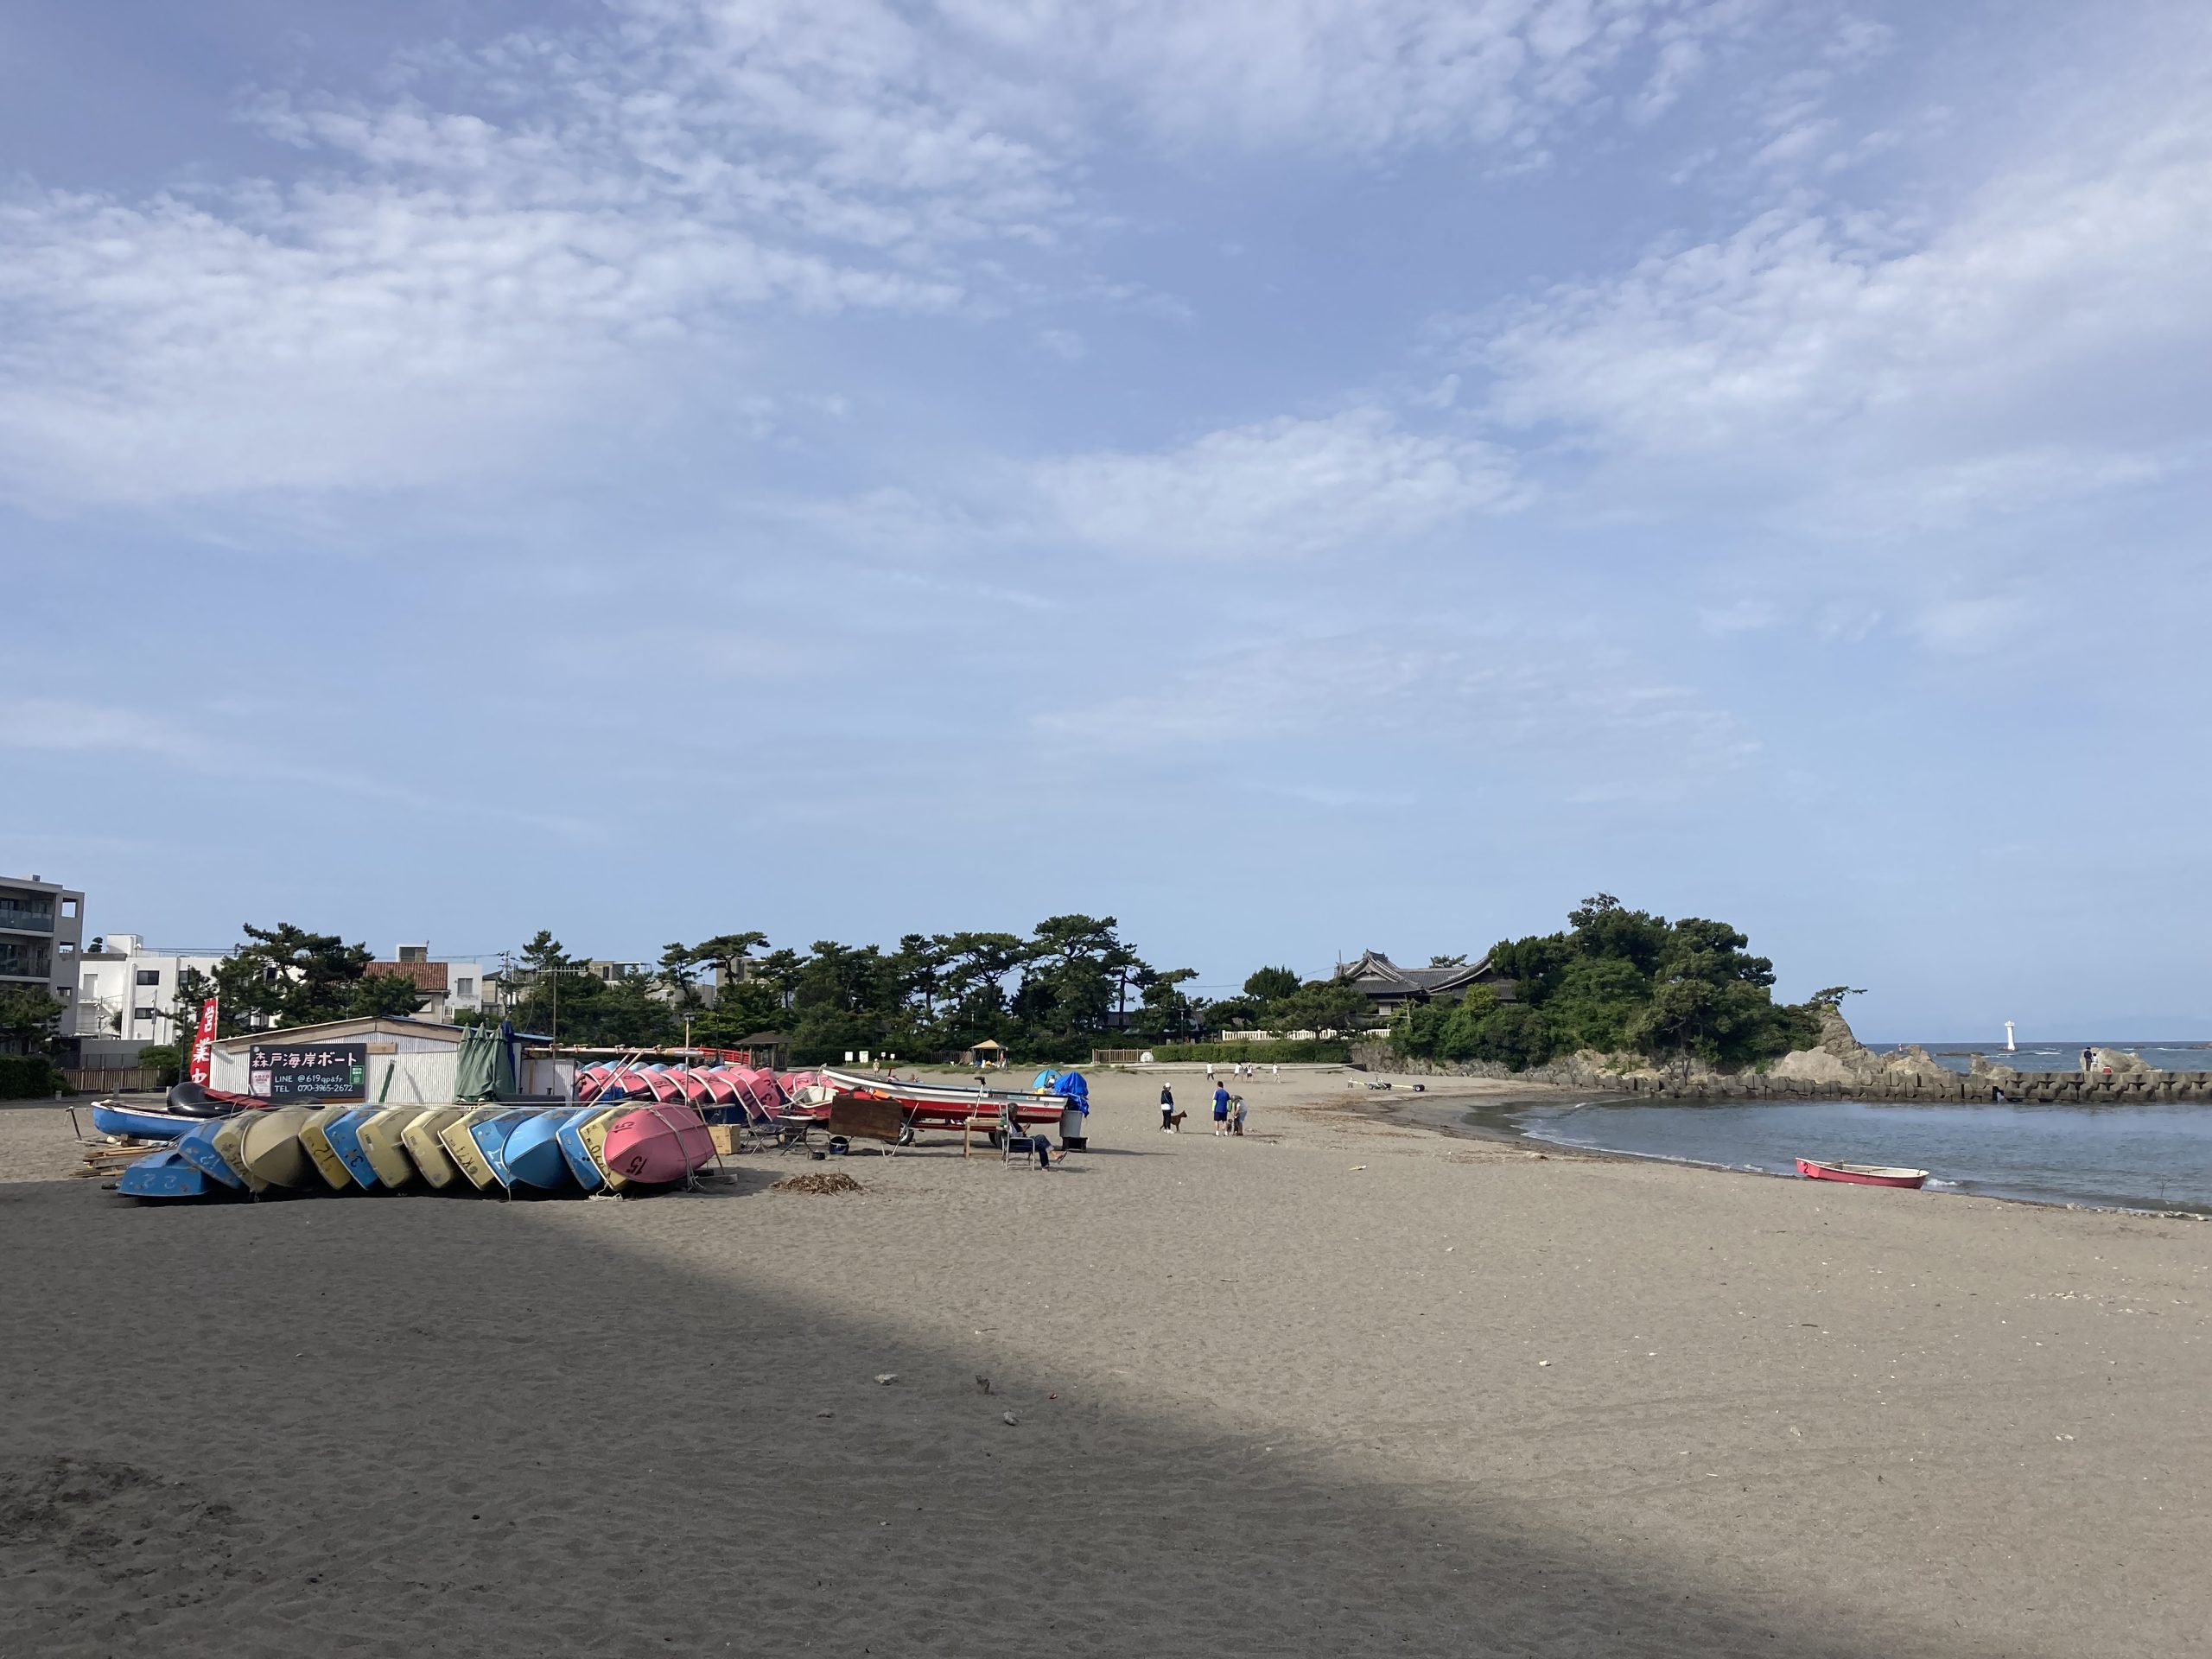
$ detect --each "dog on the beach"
[1161,1109,1187,1133]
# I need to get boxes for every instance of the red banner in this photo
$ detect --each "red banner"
[188,998,219,1085]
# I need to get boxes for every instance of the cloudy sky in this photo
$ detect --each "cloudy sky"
[5,0,2208,1036]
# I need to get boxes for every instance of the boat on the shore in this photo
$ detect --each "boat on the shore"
[175,1116,245,1189]
[812,1068,1064,1138]
[210,1113,270,1192]
[298,1105,359,1190]
[439,1108,505,1189]
[356,1107,420,1187]
[555,1104,621,1191]
[599,1101,714,1185]
[240,1107,319,1188]
[465,1108,537,1189]
[324,1108,383,1189]
[1796,1158,1929,1190]
[118,1147,219,1199]
[500,1110,575,1191]
[402,1107,466,1187]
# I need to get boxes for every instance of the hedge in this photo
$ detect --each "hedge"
[0,1055,67,1099]
[1097,1040,1351,1065]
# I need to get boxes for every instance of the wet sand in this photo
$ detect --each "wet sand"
[3,1071,2207,1656]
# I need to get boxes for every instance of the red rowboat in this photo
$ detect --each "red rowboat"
[1796,1158,1929,1190]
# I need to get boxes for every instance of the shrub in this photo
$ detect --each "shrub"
[0,1055,67,1099]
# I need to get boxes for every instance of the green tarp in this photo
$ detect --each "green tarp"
[453,1024,517,1102]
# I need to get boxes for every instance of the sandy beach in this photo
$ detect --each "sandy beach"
[3,1068,2207,1657]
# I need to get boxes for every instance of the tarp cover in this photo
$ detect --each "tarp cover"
[454,1023,518,1102]
[1053,1071,1090,1112]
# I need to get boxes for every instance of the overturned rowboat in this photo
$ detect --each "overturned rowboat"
[1796,1158,1929,1190]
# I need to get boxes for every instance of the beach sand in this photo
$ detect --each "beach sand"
[3,1070,2207,1656]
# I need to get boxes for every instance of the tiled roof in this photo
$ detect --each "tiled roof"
[368,959,449,994]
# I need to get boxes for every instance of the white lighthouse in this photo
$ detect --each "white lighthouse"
[2005,1020,2016,1052]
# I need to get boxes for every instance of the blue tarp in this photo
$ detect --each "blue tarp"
[1053,1071,1090,1113]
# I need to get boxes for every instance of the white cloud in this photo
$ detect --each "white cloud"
[1469,111,2212,521]
[1033,407,1522,558]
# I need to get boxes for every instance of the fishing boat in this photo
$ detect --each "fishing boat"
[439,1107,507,1190]
[355,1107,420,1188]
[174,1117,245,1190]
[1796,1158,1929,1190]
[209,1113,270,1192]
[240,1107,319,1189]
[323,1108,384,1189]
[500,1110,576,1192]
[555,1104,623,1192]
[814,1068,1063,1137]
[118,1148,217,1199]
[599,1101,715,1185]
[298,1104,359,1191]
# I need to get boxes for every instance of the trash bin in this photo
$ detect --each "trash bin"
[1059,1105,1088,1152]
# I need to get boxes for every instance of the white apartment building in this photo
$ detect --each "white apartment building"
[73,937,488,1054]
[73,935,226,1050]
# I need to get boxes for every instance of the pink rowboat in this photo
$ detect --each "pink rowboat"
[600,1103,715,1185]
[1796,1158,1929,1190]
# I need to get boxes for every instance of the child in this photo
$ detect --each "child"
[1212,1083,1231,1135]
[1230,1095,1248,1136]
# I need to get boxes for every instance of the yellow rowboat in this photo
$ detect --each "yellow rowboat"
[575,1106,629,1191]
[209,1113,269,1193]
[400,1108,466,1189]
[239,1107,318,1189]
[298,1104,358,1191]
[439,1108,503,1190]
[355,1106,419,1188]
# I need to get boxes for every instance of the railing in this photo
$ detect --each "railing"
[64,1067,161,1094]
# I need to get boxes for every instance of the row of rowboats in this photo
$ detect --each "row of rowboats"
[118,1098,727,1200]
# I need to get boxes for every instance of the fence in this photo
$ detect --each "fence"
[63,1067,161,1095]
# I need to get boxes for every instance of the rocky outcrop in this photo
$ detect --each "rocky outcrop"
[2087,1047,2155,1077]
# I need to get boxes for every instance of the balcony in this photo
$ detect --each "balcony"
[0,896,56,934]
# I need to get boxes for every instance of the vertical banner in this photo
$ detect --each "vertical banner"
[188,998,219,1085]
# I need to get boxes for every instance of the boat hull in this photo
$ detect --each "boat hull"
[209,1114,269,1192]
[440,1108,507,1189]
[356,1107,420,1187]
[501,1111,576,1191]
[555,1106,618,1191]
[299,1105,359,1191]
[90,1103,209,1141]
[175,1117,245,1189]
[402,1108,467,1187]
[119,1148,215,1199]
[1796,1158,1929,1190]
[324,1109,383,1189]
[600,1103,714,1185]
[240,1107,319,1189]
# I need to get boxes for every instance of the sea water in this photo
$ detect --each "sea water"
[1515,1097,2212,1215]
[1904,1040,2212,1075]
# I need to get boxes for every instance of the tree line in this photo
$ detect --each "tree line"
[143,916,1377,1066]
[1389,895,1839,1071]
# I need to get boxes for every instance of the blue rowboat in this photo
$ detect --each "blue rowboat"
[466,1109,537,1190]
[175,1116,245,1189]
[502,1111,576,1192]
[91,1102,207,1141]
[555,1105,612,1191]
[118,1148,215,1199]
[323,1108,384,1189]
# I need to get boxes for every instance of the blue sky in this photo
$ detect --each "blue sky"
[4,0,2208,1039]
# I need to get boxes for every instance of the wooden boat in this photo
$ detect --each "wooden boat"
[402,1108,467,1188]
[1796,1158,1929,1190]
[118,1148,216,1199]
[323,1108,384,1189]
[355,1107,420,1188]
[209,1113,270,1192]
[555,1105,621,1192]
[240,1107,319,1189]
[173,1117,245,1189]
[500,1110,576,1192]
[599,1102,715,1185]
[439,1107,506,1190]
[298,1104,359,1191]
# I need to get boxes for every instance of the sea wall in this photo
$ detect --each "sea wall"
[1351,1008,2212,1102]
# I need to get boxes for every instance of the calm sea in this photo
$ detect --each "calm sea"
[1898,1040,2212,1074]
[1515,1097,2212,1215]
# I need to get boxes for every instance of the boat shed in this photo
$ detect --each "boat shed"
[207,1016,556,1108]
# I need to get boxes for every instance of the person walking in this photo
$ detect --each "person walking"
[1205,1060,1216,1083]
[1160,1083,1178,1132]
[1212,1082,1231,1135]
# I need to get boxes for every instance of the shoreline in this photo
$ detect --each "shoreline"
[1337,1077,2212,1223]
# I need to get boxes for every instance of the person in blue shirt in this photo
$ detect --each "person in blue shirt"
[1212,1083,1231,1135]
